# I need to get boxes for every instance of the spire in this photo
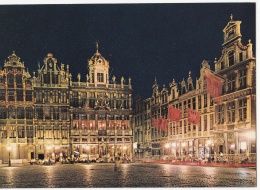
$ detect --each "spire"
[96,41,99,53]
[230,14,233,21]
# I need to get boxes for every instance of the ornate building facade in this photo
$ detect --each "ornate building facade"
[0,43,133,163]
[133,16,256,162]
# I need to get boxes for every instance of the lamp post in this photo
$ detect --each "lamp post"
[7,145,11,167]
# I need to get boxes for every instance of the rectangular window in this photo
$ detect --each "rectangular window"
[173,126,176,135]
[227,101,235,123]
[36,91,42,103]
[37,126,44,139]
[239,68,247,89]
[45,91,50,103]
[198,95,201,109]
[179,121,182,134]
[45,126,52,138]
[228,51,235,66]
[36,107,43,120]
[193,124,196,130]
[204,94,207,108]
[204,115,207,131]
[221,61,225,70]
[17,107,25,119]
[239,98,247,121]
[0,107,7,119]
[53,91,58,103]
[27,126,33,138]
[26,91,32,101]
[18,126,25,138]
[8,91,15,101]
[218,104,224,124]
[184,120,186,133]
[61,91,67,103]
[192,97,196,109]
[97,73,104,82]
[26,107,33,119]
[62,127,68,139]
[239,52,243,62]
[61,107,67,120]
[227,73,236,92]
[53,107,59,120]
[210,114,214,130]
[71,91,79,107]
[53,126,60,139]
[10,126,16,138]
[0,90,5,101]
[17,90,23,101]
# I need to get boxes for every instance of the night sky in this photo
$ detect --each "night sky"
[0,3,256,99]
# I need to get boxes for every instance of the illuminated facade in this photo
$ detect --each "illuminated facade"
[0,44,133,163]
[133,16,256,162]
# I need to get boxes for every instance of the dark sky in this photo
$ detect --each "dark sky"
[0,3,256,99]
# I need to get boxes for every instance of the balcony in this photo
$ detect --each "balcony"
[98,130,107,136]
[89,130,98,136]
[9,138,17,143]
[107,130,115,136]
[125,130,132,136]
[18,138,26,143]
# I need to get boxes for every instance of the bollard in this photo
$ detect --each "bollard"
[114,157,120,171]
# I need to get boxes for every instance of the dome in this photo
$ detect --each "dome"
[88,42,108,66]
[47,53,53,58]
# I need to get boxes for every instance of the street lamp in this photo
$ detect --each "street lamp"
[7,145,11,167]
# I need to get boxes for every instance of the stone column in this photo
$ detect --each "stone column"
[223,101,227,125]
[246,63,253,87]
[246,95,251,123]
[224,133,228,155]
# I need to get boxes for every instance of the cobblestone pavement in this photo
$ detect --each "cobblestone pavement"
[0,162,256,188]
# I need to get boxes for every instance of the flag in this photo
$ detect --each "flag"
[205,69,224,99]
[188,108,200,125]
[152,118,168,131]
[160,119,168,131]
[152,118,160,129]
[168,105,182,122]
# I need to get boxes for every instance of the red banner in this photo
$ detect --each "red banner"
[160,119,168,131]
[205,69,224,99]
[152,118,159,128]
[152,118,168,131]
[188,109,200,125]
[168,105,182,122]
